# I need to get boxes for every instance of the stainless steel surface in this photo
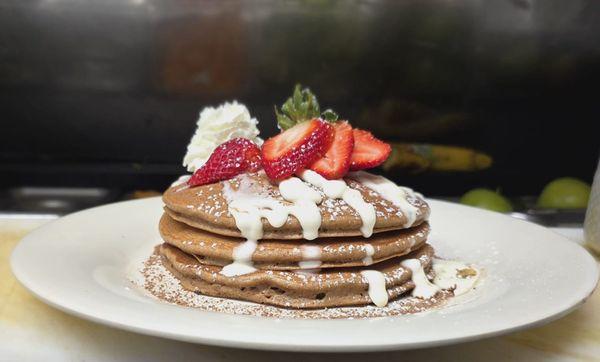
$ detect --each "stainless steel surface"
[441,196,586,227]
[0,187,118,215]
[508,209,586,227]
[0,213,58,220]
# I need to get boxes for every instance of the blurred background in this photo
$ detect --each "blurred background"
[0,0,598,217]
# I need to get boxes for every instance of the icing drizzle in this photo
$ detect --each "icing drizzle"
[220,239,258,277]
[277,177,322,240]
[299,245,322,269]
[202,174,478,306]
[360,270,388,307]
[348,171,423,227]
[217,171,429,285]
[362,244,375,265]
[299,170,376,237]
[218,171,379,276]
[359,258,480,307]
[401,259,441,299]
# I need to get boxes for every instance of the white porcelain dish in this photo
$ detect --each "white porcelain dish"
[10,198,598,352]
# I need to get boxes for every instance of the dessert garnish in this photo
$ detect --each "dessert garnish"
[261,119,333,180]
[188,138,261,187]
[349,129,392,171]
[274,84,338,130]
[183,101,262,172]
[308,121,354,179]
[186,85,393,185]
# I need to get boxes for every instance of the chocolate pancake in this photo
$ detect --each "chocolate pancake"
[158,243,437,309]
[163,171,429,240]
[159,213,430,270]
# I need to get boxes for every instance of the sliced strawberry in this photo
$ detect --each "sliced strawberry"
[188,138,262,187]
[261,119,333,180]
[308,121,354,179]
[349,129,392,171]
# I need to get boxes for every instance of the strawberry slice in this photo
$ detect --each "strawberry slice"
[349,129,392,171]
[188,138,262,187]
[308,121,354,179]
[262,119,333,180]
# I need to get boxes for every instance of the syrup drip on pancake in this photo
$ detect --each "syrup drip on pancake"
[360,270,388,307]
[277,177,322,240]
[218,171,380,276]
[221,239,257,276]
[220,176,287,276]
[401,259,441,299]
[362,244,375,265]
[219,174,325,275]
[298,245,322,269]
[359,257,480,307]
[298,170,376,237]
[215,171,460,307]
[349,171,423,228]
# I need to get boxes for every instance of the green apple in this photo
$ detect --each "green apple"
[460,188,513,212]
[537,177,591,209]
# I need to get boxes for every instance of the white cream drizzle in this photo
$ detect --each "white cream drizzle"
[360,270,388,307]
[219,175,325,276]
[432,259,479,296]
[298,169,347,198]
[278,177,322,240]
[278,177,322,203]
[227,197,288,240]
[220,177,285,276]
[401,259,441,299]
[294,268,321,275]
[298,169,376,237]
[298,245,322,269]
[362,244,375,265]
[218,171,409,278]
[298,260,322,270]
[360,258,480,307]
[348,171,422,227]
[211,172,477,308]
[220,240,258,277]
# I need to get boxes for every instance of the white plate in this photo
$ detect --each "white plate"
[10,198,598,352]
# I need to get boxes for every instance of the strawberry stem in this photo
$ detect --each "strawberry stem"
[275,84,338,130]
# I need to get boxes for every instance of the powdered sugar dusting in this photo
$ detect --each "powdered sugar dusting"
[139,253,452,319]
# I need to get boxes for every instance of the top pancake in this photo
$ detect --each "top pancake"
[163,171,429,240]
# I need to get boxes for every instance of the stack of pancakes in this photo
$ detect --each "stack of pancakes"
[157,171,435,309]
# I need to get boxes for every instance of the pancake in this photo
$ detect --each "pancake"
[159,243,437,309]
[163,171,429,240]
[159,213,430,270]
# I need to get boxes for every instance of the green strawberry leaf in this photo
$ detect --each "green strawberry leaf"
[321,109,339,122]
[275,84,338,130]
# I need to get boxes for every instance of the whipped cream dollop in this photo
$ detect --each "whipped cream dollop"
[183,101,263,172]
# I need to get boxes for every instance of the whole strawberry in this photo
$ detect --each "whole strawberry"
[188,138,261,187]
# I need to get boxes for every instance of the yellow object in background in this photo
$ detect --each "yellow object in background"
[383,143,492,173]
